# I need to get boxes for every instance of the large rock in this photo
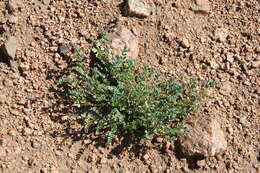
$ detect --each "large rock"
[1,36,19,59]
[107,26,139,60]
[124,0,151,18]
[179,116,227,158]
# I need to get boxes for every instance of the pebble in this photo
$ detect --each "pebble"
[8,129,17,136]
[0,94,6,104]
[155,137,163,143]
[40,168,48,173]
[100,157,107,164]
[31,140,41,148]
[0,148,7,157]
[19,63,30,72]
[251,61,260,68]
[214,28,228,42]
[192,0,211,14]
[6,0,18,13]
[143,154,149,162]
[0,25,5,34]
[180,38,190,48]
[124,0,151,18]
[255,46,260,53]
[58,44,70,55]
[226,53,234,63]
[197,159,206,167]
[49,46,58,52]
[22,127,32,136]
[239,116,248,125]
[8,15,18,24]
[3,79,13,87]
[210,61,219,69]
[227,126,233,135]
[220,81,232,96]
[55,150,62,156]
[1,36,19,59]
[42,0,51,5]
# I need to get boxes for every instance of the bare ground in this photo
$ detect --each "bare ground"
[0,0,259,173]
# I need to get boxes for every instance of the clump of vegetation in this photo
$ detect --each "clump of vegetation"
[58,32,209,143]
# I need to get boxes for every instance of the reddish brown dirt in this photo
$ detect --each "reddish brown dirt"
[0,0,259,173]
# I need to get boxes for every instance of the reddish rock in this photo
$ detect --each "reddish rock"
[107,26,139,60]
[179,117,227,157]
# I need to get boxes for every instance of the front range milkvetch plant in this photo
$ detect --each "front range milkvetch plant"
[58,31,211,143]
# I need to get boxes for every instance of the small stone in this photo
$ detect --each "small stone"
[180,38,190,48]
[197,159,206,167]
[58,44,70,55]
[100,157,107,164]
[0,94,6,104]
[8,15,18,24]
[42,0,50,5]
[143,154,149,162]
[210,61,219,69]
[6,0,18,13]
[22,128,32,136]
[192,0,211,14]
[0,148,7,157]
[219,81,232,96]
[155,137,163,143]
[227,126,233,135]
[107,25,139,60]
[55,150,62,156]
[214,28,228,42]
[28,158,37,166]
[239,116,247,125]
[40,168,48,173]
[124,0,151,18]
[8,129,17,136]
[251,61,260,68]
[1,36,19,59]
[49,46,58,52]
[255,47,260,53]
[61,115,69,122]
[0,25,5,34]
[179,117,227,157]
[19,63,30,72]
[31,140,41,148]
[256,16,260,23]
[226,53,234,63]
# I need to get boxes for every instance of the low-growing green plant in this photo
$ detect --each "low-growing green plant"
[58,32,209,143]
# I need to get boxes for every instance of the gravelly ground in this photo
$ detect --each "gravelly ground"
[0,0,259,172]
